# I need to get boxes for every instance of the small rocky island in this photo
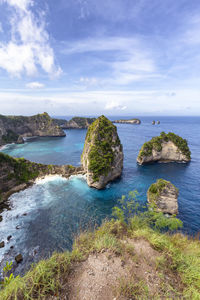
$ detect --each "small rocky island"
[54,117,96,129]
[113,118,141,125]
[137,132,191,165]
[81,115,123,189]
[147,179,179,215]
[0,112,65,146]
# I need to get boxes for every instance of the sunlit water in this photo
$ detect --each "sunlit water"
[0,116,200,275]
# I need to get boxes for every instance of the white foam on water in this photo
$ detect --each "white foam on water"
[35,174,68,184]
[0,174,86,264]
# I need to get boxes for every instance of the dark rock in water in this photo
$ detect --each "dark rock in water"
[23,213,27,216]
[16,225,20,229]
[7,235,12,241]
[10,245,14,249]
[0,241,5,248]
[16,135,24,144]
[0,215,2,222]
[152,120,155,125]
[15,254,23,263]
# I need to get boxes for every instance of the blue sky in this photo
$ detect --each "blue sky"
[0,0,200,116]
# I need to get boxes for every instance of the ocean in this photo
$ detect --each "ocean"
[0,116,200,275]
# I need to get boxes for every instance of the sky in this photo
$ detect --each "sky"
[0,0,200,116]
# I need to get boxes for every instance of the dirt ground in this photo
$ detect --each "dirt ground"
[51,237,183,300]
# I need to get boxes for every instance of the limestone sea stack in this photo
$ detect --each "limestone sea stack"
[137,132,191,165]
[113,118,141,125]
[147,179,179,215]
[81,115,123,189]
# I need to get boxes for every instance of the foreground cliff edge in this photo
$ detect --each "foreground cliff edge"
[137,132,191,165]
[0,112,65,146]
[81,115,123,189]
[0,203,199,299]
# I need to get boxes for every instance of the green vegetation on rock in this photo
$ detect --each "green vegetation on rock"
[0,153,39,184]
[82,115,122,182]
[148,178,178,204]
[71,117,96,127]
[138,132,191,160]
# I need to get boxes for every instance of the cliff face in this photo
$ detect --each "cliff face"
[54,117,96,129]
[0,152,84,207]
[113,118,141,125]
[81,115,123,189]
[137,132,191,165]
[0,113,65,146]
[147,179,179,215]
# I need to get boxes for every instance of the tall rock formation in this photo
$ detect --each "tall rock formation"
[81,115,123,189]
[137,132,191,165]
[147,179,179,215]
[0,112,65,146]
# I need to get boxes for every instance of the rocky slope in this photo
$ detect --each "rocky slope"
[0,152,84,208]
[137,132,191,165]
[81,115,123,189]
[1,214,199,299]
[0,112,65,146]
[54,117,96,129]
[147,179,179,214]
[113,118,141,124]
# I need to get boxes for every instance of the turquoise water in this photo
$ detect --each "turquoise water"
[0,116,200,275]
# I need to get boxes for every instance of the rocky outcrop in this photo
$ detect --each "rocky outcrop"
[81,115,123,189]
[0,152,84,208]
[113,118,141,125]
[0,112,65,146]
[147,179,179,214]
[54,117,96,129]
[137,132,191,165]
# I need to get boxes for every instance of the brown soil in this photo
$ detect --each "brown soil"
[48,237,183,300]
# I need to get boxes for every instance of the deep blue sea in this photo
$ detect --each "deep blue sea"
[0,116,200,275]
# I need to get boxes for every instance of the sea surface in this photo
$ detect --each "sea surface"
[0,116,200,275]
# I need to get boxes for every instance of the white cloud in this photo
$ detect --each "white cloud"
[105,100,127,111]
[0,88,200,115]
[80,77,97,85]
[0,0,61,76]
[61,37,157,86]
[26,81,45,89]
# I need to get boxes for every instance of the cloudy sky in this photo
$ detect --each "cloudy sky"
[0,0,200,116]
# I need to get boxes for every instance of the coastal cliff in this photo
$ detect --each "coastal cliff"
[81,115,123,189]
[113,118,141,125]
[0,152,84,207]
[54,117,96,129]
[147,179,179,215]
[137,132,191,165]
[0,112,65,146]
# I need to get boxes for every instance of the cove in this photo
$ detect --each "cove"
[1,116,200,275]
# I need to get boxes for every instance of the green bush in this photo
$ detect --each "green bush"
[138,132,191,160]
